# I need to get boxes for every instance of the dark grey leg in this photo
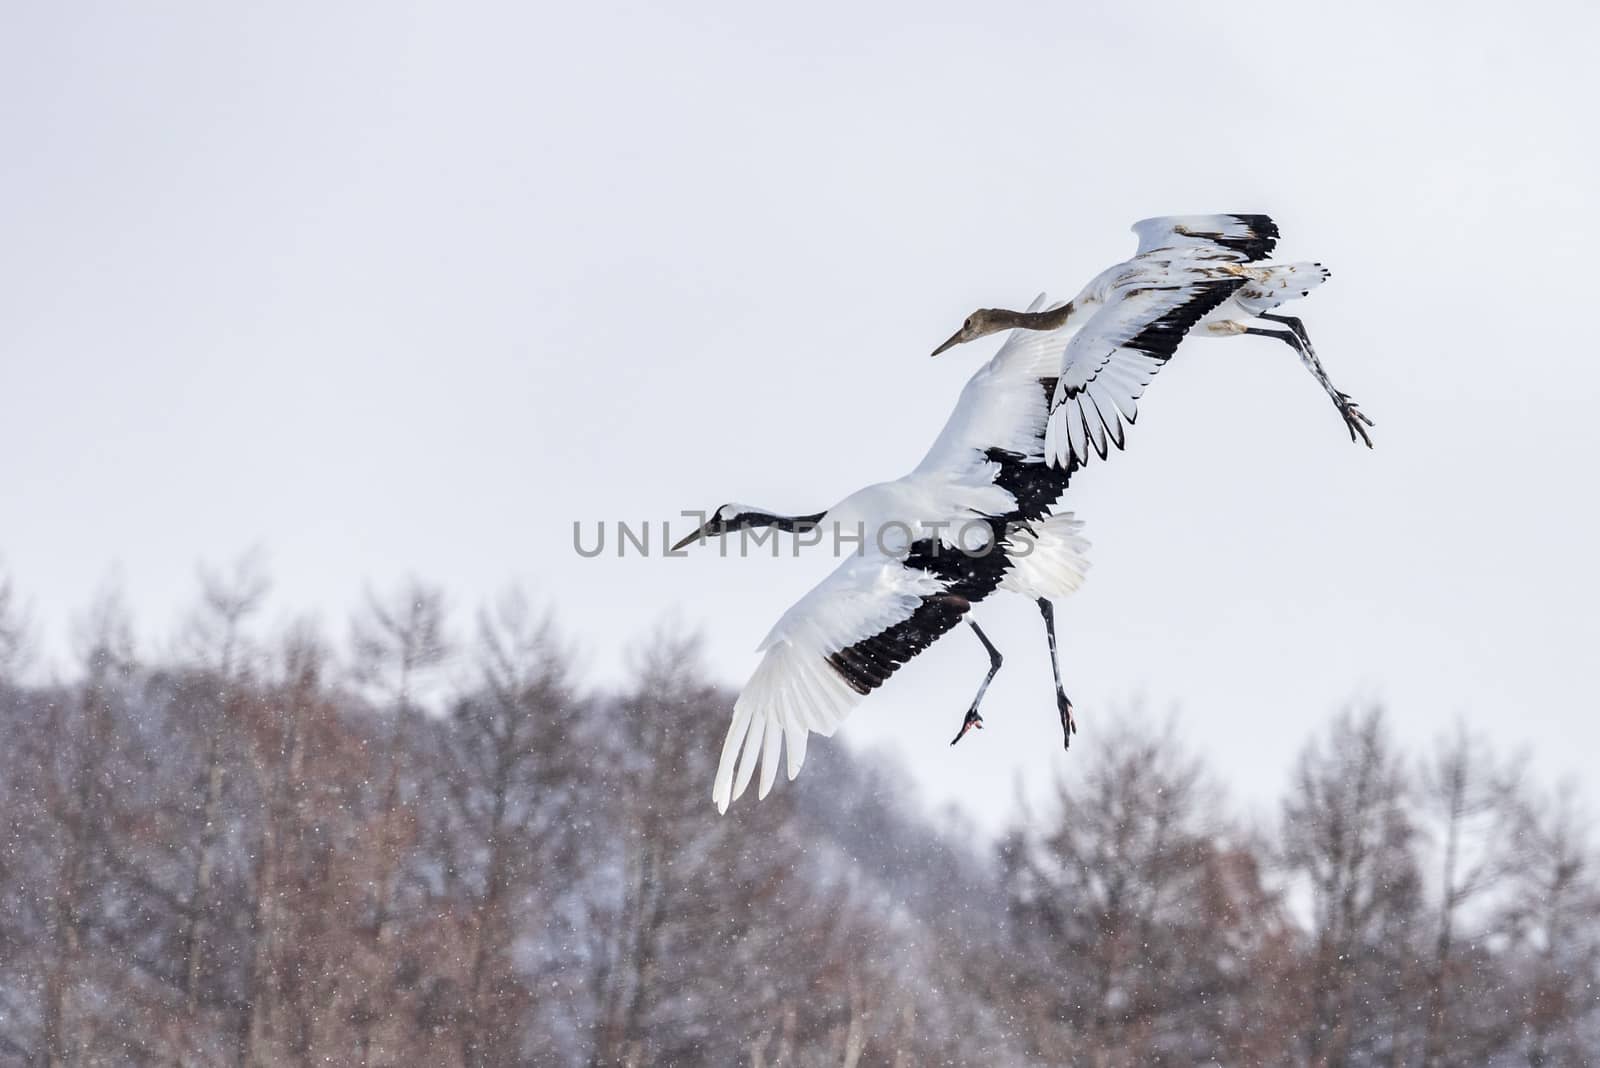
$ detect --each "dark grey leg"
[1038,599,1076,750]
[1259,310,1313,348]
[950,620,1003,746]
[1244,324,1374,448]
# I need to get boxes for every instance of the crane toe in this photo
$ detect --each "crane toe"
[1057,692,1077,750]
[950,707,984,746]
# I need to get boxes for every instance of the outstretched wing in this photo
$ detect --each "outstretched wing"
[1043,273,1245,469]
[715,539,1009,813]
[1131,214,1279,263]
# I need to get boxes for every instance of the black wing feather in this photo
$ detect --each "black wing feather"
[826,518,1016,695]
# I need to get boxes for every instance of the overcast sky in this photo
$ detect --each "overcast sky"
[4,2,1597,831]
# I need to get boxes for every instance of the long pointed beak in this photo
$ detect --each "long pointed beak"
[670,524,712,553]
[930,329,965,358]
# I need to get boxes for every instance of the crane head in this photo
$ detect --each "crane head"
[931,309,1011,357]
[670,503,742,552]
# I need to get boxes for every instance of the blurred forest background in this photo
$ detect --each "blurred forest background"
[0,561,1596,1068]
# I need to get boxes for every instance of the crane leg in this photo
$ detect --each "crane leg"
[1038,598,1076,750]
[1258,310,1314,348]
[1245,322,1374,448]
[950,620,1003,745]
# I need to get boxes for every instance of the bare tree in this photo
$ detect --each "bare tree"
[0,568,41,1059]
[580,630,892,1067]
[998,716,1297,1067]
[181,549,272,677]
[347,578,453,1065]
[1499,781,1600,1067]
[584,631,722,1068]
[174,553,273,1016]
[427,589,583,1066]
[1280,705,1421,1068]
[1416,723,1524,1066]
[234,619,330,1066]
[239,622,389,1066]
[0,564,33,684]
[351,578,453,716]
[37,585,139,1066]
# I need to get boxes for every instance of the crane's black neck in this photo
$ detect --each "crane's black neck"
[729,509,827,533]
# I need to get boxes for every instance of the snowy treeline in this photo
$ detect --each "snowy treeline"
[0,568,1596,1067]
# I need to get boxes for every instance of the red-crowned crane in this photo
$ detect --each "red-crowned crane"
[931,214,1372,466]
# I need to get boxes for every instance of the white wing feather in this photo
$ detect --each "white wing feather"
[1044,274,1243,470]
[713,552,947,813]
[1131,213,1279,262]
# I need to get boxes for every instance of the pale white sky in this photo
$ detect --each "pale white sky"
[3,2,1597,830]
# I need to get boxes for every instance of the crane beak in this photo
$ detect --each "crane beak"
[930,329,965,358]
[670,520,718,553]
[670,527,706,553]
